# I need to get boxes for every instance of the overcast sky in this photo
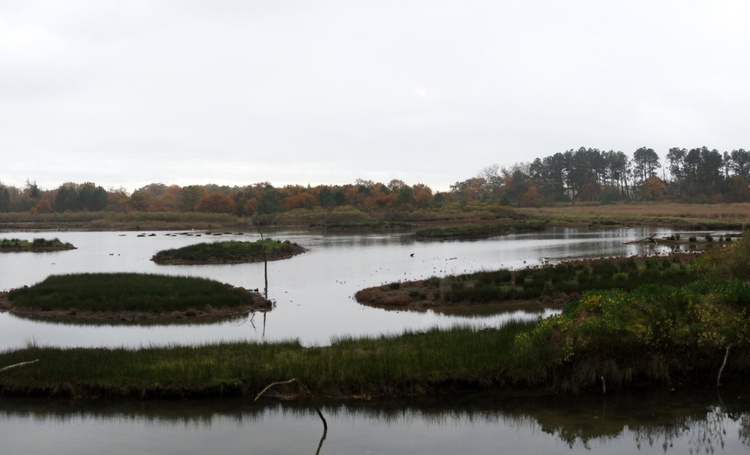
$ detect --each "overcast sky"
[2,1,749,193]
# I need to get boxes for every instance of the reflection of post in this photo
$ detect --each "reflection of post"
[257,222,269,299]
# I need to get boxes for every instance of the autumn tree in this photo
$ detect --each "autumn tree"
[412,183,433,208]
[127,191,152,211]
[106,188,130,212]
[283,191,317,210]
[519,185,543,207]
[642,176,669,201]
[30,198,53,214]
[195,193,236,213]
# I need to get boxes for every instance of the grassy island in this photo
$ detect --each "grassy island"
[0,237,75,252]
[355,255,699,311]
[1,273,270,321]
[151,239,306,265]
[414,222,546,240]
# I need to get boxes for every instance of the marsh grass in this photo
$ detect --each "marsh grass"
[7,273,255,312]
[0,237,75,252]
[0,323,538,398]
[0,211,240,228]
[415,222,546,240]
[358,256,699,307]
[151,239,305,264]
[312,220,415,230]
[521,203,750,228]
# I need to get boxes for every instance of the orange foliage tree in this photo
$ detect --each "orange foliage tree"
[642,176,669,201]
[195,193,236,213]
[520,186,543,207]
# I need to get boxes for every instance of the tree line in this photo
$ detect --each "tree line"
[451,146,750,206]
[2,146,749,214]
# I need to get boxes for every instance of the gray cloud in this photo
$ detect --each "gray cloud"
[2,0,749,192]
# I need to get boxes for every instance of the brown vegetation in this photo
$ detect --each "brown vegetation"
[520,202,750,228]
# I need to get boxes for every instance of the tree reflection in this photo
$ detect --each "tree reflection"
[1,388,749,453]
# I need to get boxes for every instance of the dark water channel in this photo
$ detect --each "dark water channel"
[1,227,744,453]
[1,387,748,454]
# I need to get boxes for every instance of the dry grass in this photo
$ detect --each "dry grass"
[521,203,750,226]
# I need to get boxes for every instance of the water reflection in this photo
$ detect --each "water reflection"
[1,388,748,454]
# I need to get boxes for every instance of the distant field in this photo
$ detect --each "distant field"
[1,203,749,231]
[520,203,750,228]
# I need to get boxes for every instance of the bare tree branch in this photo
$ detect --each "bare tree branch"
[0,359,39,373]
[255,378,328,433]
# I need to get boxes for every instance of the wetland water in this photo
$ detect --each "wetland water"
[1,387,748,454]
[1,227,745,453]
[0,227,693,350]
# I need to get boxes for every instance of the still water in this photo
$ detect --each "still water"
[1,227,742,454]
[0,227,692,350]
[1,388,748,454]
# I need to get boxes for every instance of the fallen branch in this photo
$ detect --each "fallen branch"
[0,359,39,373]
[717,345,732,388]
[255,378,328,433]
[624,234,657,245]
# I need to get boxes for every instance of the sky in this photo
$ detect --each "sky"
[2,0,750,193]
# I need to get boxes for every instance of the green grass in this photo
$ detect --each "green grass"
[357,255,699,307]
[2,287,748,399]
[0,322,536,398]
[151,239,306,264]
[0,238,75,252]
[8,273,256,312]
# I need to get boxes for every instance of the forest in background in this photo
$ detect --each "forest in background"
[2,146,750,216]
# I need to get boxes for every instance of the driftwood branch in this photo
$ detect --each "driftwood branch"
[624,234,657,245]
[717,345,732,387]
[0,359,39,373]
[255,378,328,434]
